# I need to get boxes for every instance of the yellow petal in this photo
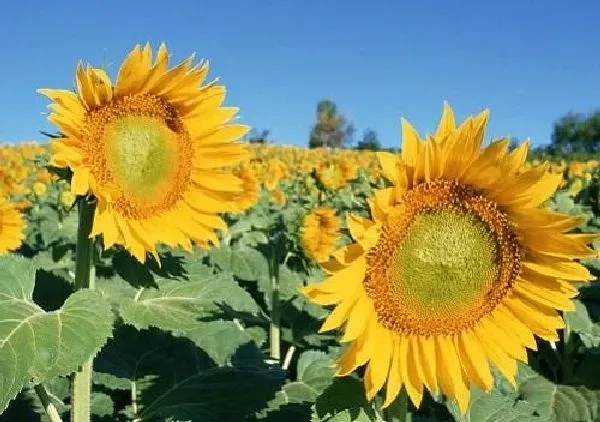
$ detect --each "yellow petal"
[455,330,493,392]
[383,336,403,408]
[401,118,420,167]
[435,101,456,138]
[364,326,393,400]
[417,335,438,392]
[436,335,470,414]
[377,152,399,184]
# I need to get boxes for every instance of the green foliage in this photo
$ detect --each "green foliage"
[356,129,382,151]
[0,255,112,413]
[551,111,600,154]
[3,148,600,422]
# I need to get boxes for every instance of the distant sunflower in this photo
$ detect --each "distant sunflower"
[39,43,249,262]
[270,187,287,207]
[301,207,340,262]
[301,102,598,413]
[0,196,25,254]
[233,163,260,212]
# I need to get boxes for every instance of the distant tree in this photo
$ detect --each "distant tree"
[309,99,355,148]
[356,128,382,151]
[247,129,270,144]
[551,110,600,153]
[508,136,520,151]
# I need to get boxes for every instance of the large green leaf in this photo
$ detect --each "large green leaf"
[0,255,113,413]
[183,320,255,366]
[257,351,335,419]
[519,367,600,422]
[98,259,265,366]
[313,376,378,421]
[99,260,262,323]
[209,245,270,283]
[446,386,539,422]
[564,299,600,348]
[94,326,284,421]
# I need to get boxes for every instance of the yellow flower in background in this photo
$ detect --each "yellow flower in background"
[233,163,260,212]
[270,187,287,207]
[301,207,340,262]
[0,196,26,254]
[302,103,598,413]
[12,200,32,212]
[338,157,357,182]
[264,158,289,191]
[39,43,250,263]
[60,190,76,208]
[32,182,47,197]
[316,162,346,190]
[567,178,583,197]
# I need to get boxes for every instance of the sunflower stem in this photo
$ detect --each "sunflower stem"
[384,387,409,422]
[34,383,64,422]
[268,229,286,362]
[71,197,97,422]
[269,243,281,361]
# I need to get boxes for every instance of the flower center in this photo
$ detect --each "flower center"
[82,94,193,218]
[364,179,521,336]
[391,210,498,314]
[105,116,175,200]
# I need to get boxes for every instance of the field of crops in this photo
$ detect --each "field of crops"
[1,44,600,422]
[0,139,598,422]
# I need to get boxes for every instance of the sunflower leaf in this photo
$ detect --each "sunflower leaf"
[116,269,261,329]
[99,259,263,367]
[209,244,270,282]
[256,350,335,419]
[518,366,600,422]
[0,255,113,413]
[312,376,378,421]
[95,326,284,421]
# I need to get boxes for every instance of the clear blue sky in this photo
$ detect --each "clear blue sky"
[2,1,599,149]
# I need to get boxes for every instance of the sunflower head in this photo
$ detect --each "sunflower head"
[39,43,250,263]
[233,163,260,212]
[301,207,341,262]
[301,102,599,413]
[0,196,26,254]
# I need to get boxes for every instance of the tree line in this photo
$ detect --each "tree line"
[245,99,600,155]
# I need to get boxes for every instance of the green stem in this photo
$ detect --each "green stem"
[269,238,281,362]
[562,316,574,381]
[34,383,63,422]
[269,264,281,361]
[71,197,96,422]
[131,381,138,421]
[384,387,408,422]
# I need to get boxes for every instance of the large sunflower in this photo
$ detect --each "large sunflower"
[39,43,249,263]
[301,103,598,413]
[0,196,25,254]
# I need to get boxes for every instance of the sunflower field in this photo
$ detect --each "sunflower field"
[1,44,600,422]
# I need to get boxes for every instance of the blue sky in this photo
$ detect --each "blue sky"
[2,0,599,149]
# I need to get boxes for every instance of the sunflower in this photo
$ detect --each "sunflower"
[39,43,249,263]
[0,196,25,254]
[233,163,260,212]
[301,207,340,262]
[301,102,598,413]
[270,187,287,207]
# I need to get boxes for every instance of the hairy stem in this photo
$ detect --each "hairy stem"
[71,197,96,422]
[269,240,281,362]
[269,272,281,361]
[34,383,63,422]
[282,345,296,370]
